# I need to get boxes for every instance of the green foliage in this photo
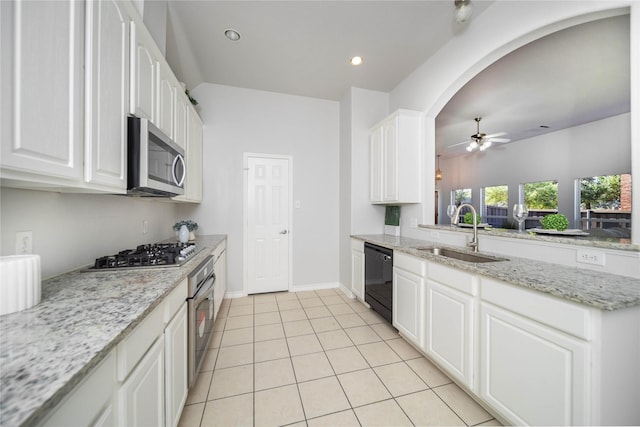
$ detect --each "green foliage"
[463,212,482,224]
[484,185,508,207]
[580,175,621,209]
[524,181,558,209]
[540,213,568,231]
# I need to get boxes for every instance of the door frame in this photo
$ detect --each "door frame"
[243,152,293,295]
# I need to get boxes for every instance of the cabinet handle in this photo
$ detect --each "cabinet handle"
[279,230,288,235]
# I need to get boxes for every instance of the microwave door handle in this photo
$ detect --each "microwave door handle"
[172,154,186,187]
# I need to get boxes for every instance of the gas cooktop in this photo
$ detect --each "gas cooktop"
[89,242,199,270]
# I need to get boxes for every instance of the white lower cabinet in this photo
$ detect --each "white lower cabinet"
[213,241,227,320]
[426,280,475,389]
[350,239,364,300]
[40,279,188,427]
[480,302,588,426]
[119,335,165,427]
[392,253,425,348]
[39,350,116,427]
[165,304,188,427]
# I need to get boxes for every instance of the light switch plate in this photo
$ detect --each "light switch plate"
[16,231,33,254]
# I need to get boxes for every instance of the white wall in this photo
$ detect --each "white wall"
[178,84,340,294]
[0,188,178,279]
[436,113,631,228]
[338,87,389,289]
[386,1,639,244]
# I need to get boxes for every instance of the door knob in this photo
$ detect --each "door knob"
[279,230,288,235]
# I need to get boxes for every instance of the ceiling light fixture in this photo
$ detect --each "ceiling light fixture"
[435,155,443,181]
[454,0,473,23]
[224,29,241,41]
[350,56,363,66]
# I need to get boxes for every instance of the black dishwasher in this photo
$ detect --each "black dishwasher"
[364,242,393,324]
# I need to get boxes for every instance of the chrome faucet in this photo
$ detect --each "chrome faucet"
[452,203,479,252]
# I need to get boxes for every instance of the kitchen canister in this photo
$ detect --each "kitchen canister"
[0,254,41,316]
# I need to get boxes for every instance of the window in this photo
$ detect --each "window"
[451,188,472,222]
[522,180,558,228]
[452,188,472,206]
[482,185,508,227]
[578,174,631,235]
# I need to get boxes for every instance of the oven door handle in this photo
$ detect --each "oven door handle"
[192,272,216,305]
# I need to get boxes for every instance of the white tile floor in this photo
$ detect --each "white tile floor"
[178,288,502,427]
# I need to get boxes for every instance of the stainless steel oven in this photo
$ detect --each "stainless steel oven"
[186,255,216,388]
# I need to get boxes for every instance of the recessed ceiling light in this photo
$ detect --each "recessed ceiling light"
[350,56,363,66]
[224,29,241,42]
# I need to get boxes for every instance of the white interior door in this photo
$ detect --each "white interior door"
[246,155,291,294]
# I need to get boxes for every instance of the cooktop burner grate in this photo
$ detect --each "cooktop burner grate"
[91,242,198,270]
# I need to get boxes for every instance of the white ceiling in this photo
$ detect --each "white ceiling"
[165,2,630,157]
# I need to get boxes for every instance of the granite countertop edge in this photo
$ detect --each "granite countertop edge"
[0,235,227,427]
[417,224,639,251]
[352,234,640,311]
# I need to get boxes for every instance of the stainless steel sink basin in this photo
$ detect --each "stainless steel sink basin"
[415,247,506,263]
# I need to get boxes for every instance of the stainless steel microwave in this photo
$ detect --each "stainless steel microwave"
[127,116,185,197]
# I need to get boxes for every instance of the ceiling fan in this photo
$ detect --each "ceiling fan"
[449,117,511,152]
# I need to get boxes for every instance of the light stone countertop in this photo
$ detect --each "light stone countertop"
[0,235,226,427]
[418,224,639,251]
[352,234,640,311]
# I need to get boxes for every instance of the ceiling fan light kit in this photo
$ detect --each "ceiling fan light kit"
[457,117,510,153]
[454,0,473,23]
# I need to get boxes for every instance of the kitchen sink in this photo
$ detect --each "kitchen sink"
[415,247,507,263]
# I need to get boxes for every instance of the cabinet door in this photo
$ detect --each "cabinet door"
[214,250,226,319]
[173,107,202,203]
[84,0,130,190]
[39,350,116,427]
[119,336,165,427]
[174,91,188,149]
[369,125,383,202]
[392,267,424,348]
[157,62,174,138]
[426,279,475,389]
[382,116,398,201]
[129,21,156,123]
[351,247,364,300]
[480,302,589,426]
[165,304,188,427]
[1,0,84,181]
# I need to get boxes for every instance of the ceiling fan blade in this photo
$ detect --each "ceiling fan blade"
[447,140,471,148]
[484,132,507,139]
[487,137,511,143]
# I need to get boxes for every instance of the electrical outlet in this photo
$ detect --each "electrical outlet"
[576,249,605,266]
[142,220,149,234]
[16,231,33,254]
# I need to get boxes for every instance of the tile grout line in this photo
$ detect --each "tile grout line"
[194,290,500,427]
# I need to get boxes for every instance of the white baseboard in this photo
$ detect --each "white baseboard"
[224,291,247,299]
[338,283,355,299]
[290,281,340,292]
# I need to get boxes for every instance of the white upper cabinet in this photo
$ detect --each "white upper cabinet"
[157,61,175,139]
[370,109,422,204]
[173,106,202,203]
[1,0,84,183]
[173,89,188,150]
[129,20,156,124]
[84,0,134,191]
